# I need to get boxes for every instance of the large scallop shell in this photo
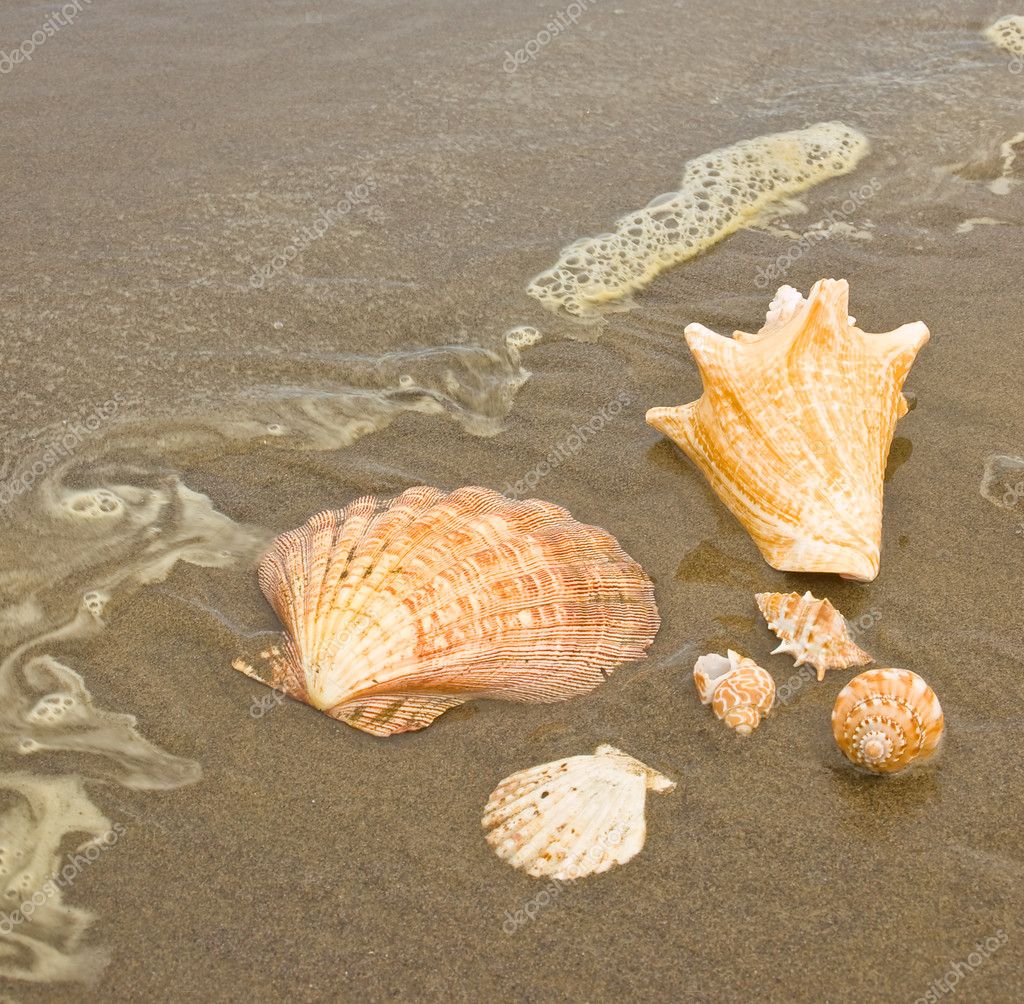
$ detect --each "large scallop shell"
[693,650,775,735]
[234,486,659,736]
[755,590,872,681]
[646,279,929,581]
[482,744,675,879]
[831,668,944,774]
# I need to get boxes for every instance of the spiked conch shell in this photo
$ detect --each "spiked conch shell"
[755,590,872,681]
[233,486,659,736]
[482,744,675,879]
[832,668,944,774]
[646,279,929,581]
[693,650,775,735]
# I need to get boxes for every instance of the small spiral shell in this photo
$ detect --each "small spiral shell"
[831,668,944,774]
[693,650,775,736]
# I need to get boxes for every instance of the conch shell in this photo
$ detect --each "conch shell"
[832,668,944,774]
[646,279,929,581]
[482,744,675,879]
[755,590,872,681]
[693,650,775,735]
[233,486,659,736]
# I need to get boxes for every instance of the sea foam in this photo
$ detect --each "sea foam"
[527,122,869,322]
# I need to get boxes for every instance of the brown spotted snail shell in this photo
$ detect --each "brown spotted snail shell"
[831,668,944,774]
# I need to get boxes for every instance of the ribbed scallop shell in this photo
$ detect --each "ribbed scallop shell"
[693,650,775,735]
[234,486,659,736]
[755,590,872,681]
[482,744,675,879]
[646,279,929,581]
[832,668,944,774]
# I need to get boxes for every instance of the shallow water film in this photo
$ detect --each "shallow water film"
[1,0,1023,1000]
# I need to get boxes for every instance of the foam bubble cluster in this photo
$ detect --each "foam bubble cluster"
[527,122,869,321]
[985,15,1024,56]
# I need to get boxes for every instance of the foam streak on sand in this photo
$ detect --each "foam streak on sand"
[527,122,869,322]
[0,330,541,982]
[0,470,262,982]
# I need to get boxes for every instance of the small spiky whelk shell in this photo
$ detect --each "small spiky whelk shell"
[832,669,944,774]
[482,745,675,879]
[234,486,659,736]
[646,279,929,581]
[755,590,872,681]
[693,650,775,735]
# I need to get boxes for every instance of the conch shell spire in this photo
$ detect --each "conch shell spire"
[647,279,929,581]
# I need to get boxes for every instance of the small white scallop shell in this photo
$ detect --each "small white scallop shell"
[481,744,675,880]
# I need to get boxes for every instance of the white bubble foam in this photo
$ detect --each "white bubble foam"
[527,122,869,321]
[985,15,1024,56]
[62,489,124,519]
[504,325,543,351]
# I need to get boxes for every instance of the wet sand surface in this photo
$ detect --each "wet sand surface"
[1,0,1023,1000]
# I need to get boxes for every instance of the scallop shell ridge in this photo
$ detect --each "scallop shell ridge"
[237,486,660,735]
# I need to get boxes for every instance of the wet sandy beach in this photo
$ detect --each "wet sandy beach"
[2,0,1023,1000]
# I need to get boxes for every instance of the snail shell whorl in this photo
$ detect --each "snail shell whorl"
[722,705,762,737]
[831,668,944,774]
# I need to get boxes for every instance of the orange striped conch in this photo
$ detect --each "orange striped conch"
[646,279,929,581]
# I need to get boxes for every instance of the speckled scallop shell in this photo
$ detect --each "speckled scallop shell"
[755,590,872,681]
[232,486,659,736]
[646,279,929,581]
[693,650,775,735]
[482,744,675,879]
[832,668,944,774]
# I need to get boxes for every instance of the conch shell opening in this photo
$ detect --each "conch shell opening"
[647,279,929,581]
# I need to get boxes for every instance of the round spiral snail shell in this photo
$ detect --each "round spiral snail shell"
[831,668,944,774]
